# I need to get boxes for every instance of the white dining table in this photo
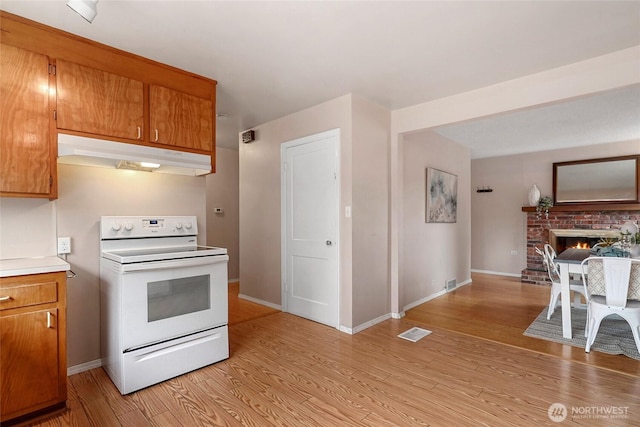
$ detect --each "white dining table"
[555,248,591,339]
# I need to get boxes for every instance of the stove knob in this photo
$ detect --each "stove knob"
[125,223,134,231]
[175,223,183,230]
[185,222,192,230]
[112,223,121,231]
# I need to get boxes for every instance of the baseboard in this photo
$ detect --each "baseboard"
[238,293,281,310]
[67,358,102,376]
[471,269,522,278]
[352,313,392,334]
[338,279,471,335]
[336,312,394,334]
[403,289,447,312]
[457,278,473,287]
[338,325,353,334]
[401,278,474,312]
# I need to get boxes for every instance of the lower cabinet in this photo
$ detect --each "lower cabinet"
[0,272,67,424]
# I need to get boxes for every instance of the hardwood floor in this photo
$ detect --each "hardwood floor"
[228,282,279,326]
[25,277,639,426]
[405,273,640,376]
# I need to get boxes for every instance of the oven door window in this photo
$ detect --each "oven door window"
[147,274,211,322]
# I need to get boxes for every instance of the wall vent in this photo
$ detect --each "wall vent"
[445,278,457,291]
[241,130,255,143]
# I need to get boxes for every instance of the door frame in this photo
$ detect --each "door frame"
[280,128,341,328]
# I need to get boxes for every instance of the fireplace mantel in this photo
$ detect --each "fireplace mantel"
[522,203,640,212]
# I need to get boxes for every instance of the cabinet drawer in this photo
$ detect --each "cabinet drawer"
[0,281,57,310]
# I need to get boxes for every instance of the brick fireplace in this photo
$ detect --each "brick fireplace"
[521,209,640,284]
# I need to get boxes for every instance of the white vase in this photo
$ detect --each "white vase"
[528,185,541,207]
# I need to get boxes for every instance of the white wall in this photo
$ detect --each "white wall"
[0,198,56,259]
[206,147,239,281]
[351,96,390,327]
[401,131,471,309]
[239,95,355,325]
[471,139,640,275]
[239,94,392,330]
[56,164,206,367]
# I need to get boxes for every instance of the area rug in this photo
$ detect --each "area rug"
[524,308,640,361]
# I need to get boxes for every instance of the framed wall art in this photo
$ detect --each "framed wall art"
[426,168,458,223]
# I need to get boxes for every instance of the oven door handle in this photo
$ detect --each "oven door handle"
[120,255,229,272]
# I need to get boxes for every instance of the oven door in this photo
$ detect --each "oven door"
[119,255,228,351]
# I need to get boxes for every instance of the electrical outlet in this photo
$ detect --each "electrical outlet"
[510,250,518,255]
[58,237,71,254]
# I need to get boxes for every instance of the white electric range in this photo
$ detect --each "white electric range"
[99,215,229,394]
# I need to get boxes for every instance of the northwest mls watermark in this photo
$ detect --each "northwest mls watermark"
[548,403,629,423]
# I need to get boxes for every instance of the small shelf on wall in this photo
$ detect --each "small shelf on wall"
[521,203,640,212]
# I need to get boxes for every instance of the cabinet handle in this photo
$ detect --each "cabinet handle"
[0,295,11,302]
[47,312,55,329]
[136,126,141,140]
[153,129,159,142]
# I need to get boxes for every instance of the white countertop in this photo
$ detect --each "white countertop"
[0,256,70,278]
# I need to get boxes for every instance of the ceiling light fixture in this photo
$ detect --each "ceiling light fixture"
[67,0,98,23]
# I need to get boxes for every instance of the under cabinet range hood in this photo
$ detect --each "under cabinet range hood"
[57,134,211,176]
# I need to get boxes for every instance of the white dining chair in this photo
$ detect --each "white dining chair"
[538,244,586,320]
[580,256,640,353]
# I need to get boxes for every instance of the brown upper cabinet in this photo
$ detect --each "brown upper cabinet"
[56,60,144,141]
[56,63,215,152]
[0,11,217,199]
[150,85,214,151]
[0,44,57,199]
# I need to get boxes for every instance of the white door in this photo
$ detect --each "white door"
[281,129,339,327]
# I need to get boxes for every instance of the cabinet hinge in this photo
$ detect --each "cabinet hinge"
[48,64,56,75]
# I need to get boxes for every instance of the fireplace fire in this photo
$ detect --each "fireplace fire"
[549,229,620,255]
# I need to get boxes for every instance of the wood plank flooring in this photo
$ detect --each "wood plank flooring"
[405,273,640,376]
[25,276,640,426]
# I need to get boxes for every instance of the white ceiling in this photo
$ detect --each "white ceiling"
[434,84,640,158]
[2,1,639,157]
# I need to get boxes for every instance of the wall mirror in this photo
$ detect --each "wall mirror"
[553,155,640,204]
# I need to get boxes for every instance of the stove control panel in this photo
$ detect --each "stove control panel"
[101,216,197,239]
[142,219,165,229]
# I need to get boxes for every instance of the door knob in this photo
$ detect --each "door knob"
[326,240,333,246]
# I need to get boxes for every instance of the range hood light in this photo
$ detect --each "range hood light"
[140,162,161,169]
[116,161,160,172]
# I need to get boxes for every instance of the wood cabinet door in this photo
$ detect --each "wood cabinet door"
[0,309,60,420]
[56,60,144,140]
[0,44,52,195]
[149,85,213,152]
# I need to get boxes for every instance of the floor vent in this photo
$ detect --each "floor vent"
[398,327,432,342]
[446,278,457,291]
